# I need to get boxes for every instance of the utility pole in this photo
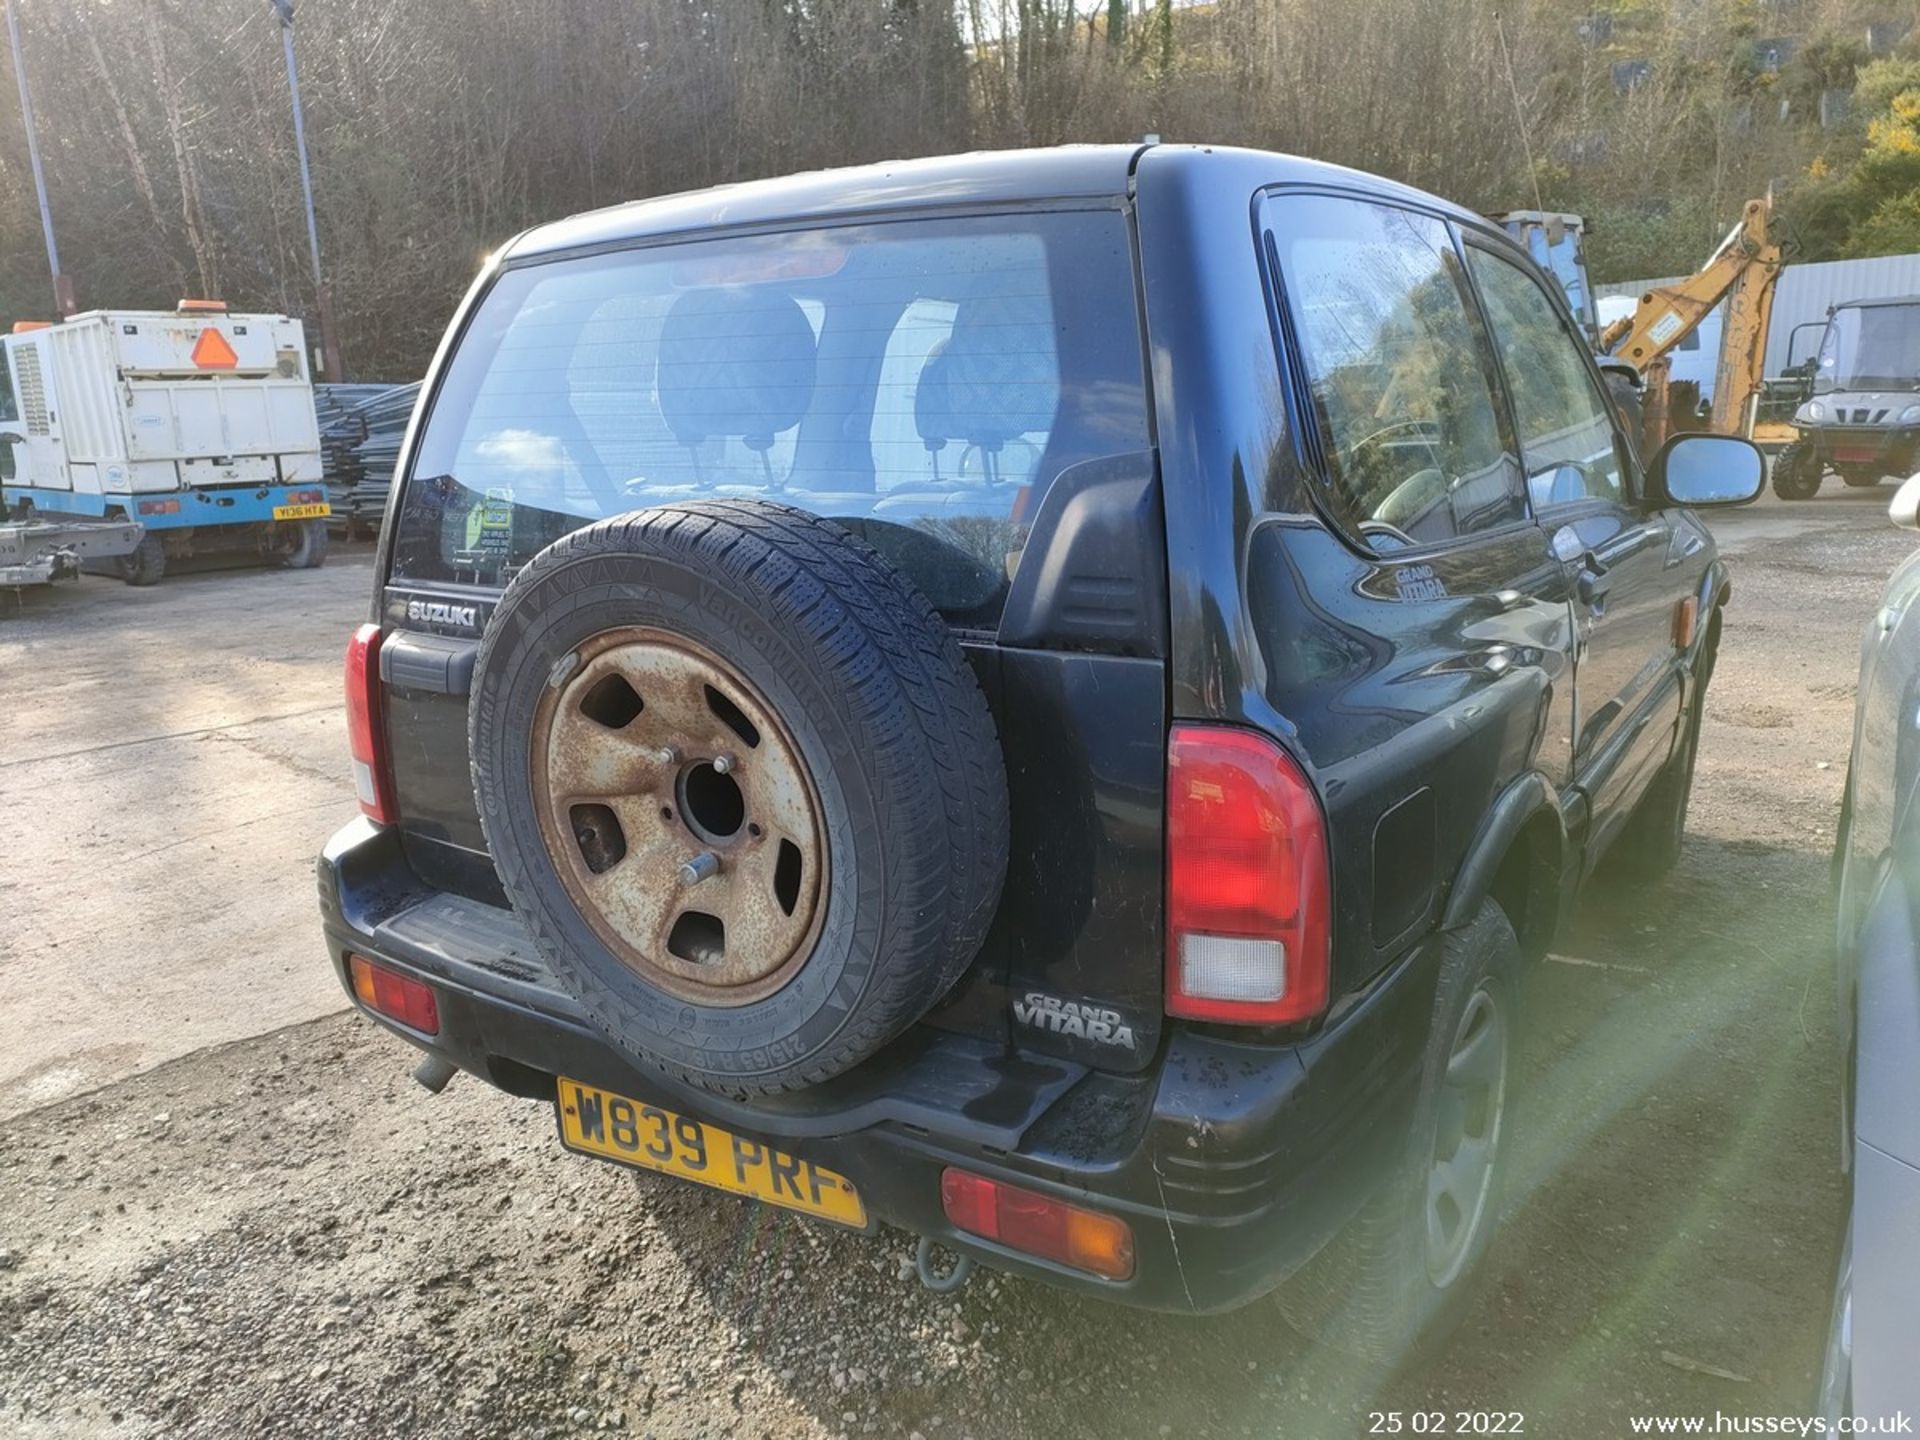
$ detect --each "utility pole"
[269,0,343,379]
[4,0,74,317]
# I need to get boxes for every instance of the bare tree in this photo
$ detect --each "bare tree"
[0,0,1848,375]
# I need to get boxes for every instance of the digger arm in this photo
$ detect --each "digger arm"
[1596,196,1783,434]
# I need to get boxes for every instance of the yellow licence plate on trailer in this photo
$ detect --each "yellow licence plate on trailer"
[273,502,331,520]
[555,1077,867,1229]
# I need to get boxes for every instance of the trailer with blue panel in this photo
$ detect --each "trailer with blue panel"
[0,303,330,585]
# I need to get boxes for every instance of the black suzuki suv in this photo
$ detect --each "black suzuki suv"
[317,144,1763,1354]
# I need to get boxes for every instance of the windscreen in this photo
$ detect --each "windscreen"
[1813,303,1920,394]
[392,210,1149,627]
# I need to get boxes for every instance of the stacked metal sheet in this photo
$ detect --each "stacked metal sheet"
[345,383,422,536]
[313,382,420,537]
[314,384,392,532]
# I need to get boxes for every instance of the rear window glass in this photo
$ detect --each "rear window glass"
[392,210,1148,627]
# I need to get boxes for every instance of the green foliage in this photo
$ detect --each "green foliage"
[1766,29,1868,124]
[1781,172,1865,260]
[1791,74,1920,262]
[1856,90,1920,192]
[1844,188,1920,257]
[1796,31,1869,94]
[1855,57,1920,116]
[1579,199,1727,284]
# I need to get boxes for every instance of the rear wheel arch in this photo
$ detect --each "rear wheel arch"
[1440,774,1567,964]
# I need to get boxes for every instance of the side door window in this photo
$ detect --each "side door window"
[1468,240,1684,818]
[1264,194,1527,552]
[1464,245,1631,511]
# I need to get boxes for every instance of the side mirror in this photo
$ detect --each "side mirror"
[1890,473,1920,531]
[1649,432,1764,508]
[0,431,25,446]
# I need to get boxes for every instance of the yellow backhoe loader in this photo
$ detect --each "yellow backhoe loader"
[1498,197,1784,454]
[1597,196,1783,451]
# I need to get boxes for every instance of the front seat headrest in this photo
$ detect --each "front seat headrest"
[939,293,1060,452]
[656,288,818,453]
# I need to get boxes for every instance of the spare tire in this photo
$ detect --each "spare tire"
[470,501,1008,1097]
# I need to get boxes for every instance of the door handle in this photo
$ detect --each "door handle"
[1575,555,1611,608]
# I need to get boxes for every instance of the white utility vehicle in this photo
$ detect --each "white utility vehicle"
[0,303,329,584]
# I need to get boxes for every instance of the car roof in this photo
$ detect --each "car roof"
[1834,295,1920,311]
[500,144,1491,261]
[504,145,1148,260]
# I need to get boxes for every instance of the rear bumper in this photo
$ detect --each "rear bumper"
[3,480,325,530]
[317,817,1436,1313]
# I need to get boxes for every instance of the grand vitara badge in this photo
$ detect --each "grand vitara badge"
[1013,992,1139,1050]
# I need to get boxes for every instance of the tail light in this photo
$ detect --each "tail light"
[348,954,440,1034]
[1165,725,1330,1025]
[345,623,397,824]
[940,1169,1134,1280]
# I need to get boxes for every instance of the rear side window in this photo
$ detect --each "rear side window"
[1265,194,1526,551]
[393,211,1148,627]
[1465,246,1628,509]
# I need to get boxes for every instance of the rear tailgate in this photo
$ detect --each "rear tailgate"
[373,201,1166,1071]
[374,574,1168,1070]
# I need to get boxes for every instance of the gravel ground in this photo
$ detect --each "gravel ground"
[0,490,1910,1438]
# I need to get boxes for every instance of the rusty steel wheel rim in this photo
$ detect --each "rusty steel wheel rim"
[529,627,827,1007]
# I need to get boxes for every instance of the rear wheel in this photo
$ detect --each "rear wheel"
[281,518,330,569]
[1771,442,1823,500]
[117,533,167,586]
[1280,900,1521,1363]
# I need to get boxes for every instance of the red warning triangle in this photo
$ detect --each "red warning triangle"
[190,327,239,369]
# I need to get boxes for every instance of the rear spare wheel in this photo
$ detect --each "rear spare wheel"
[469,500,1009,1097]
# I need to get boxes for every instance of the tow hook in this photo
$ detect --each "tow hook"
[412,1055,458,1094]
[914,1235,975,1294]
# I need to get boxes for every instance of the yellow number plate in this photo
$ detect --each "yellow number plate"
[273,502,331,520]
[555,1077,867,1229]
